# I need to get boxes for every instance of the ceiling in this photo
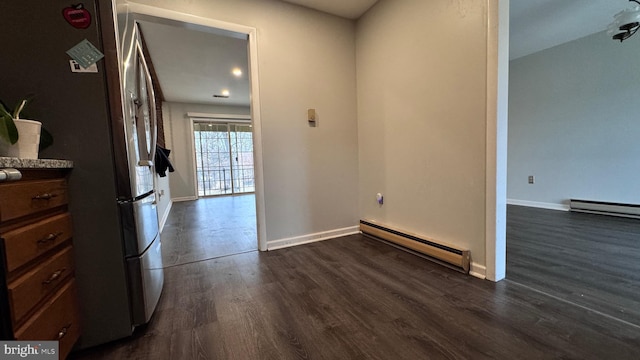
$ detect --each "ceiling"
[510,0,629,60]
[137,0,631,107]
[278,0,629,60]
[280,0,378,19]
[137,19,250,107]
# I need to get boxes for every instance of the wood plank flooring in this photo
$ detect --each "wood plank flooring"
[71,233,640,359]
[507,205,640,327]
[161,195,257,267]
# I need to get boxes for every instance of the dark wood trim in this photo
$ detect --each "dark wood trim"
[96,0,131,199]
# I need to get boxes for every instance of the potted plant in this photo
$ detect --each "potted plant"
[0,97,53,159]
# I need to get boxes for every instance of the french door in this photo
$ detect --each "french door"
[193,122,255,196]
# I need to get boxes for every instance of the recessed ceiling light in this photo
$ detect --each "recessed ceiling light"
[213,89,230,98]
[232,68,242,77]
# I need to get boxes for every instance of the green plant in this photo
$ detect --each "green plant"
[0,100,21,145]
[0,97,53,151]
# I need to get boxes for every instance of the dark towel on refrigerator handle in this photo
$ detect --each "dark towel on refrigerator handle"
[155,145,175,177]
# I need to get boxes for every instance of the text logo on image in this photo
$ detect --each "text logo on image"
[1,341,58,359]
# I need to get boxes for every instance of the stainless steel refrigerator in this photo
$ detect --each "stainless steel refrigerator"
[0,0,164,348]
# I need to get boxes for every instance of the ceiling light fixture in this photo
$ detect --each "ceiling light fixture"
[608,0,640,42]
[232,68,242,77]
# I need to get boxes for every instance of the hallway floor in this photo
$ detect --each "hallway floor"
[161,195,257,267]
[71,232,640,359]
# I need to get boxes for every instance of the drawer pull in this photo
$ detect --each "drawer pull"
[33,193,58,200]
[56,323,72,340]
[37,232,63,244]
[42,268,67,285]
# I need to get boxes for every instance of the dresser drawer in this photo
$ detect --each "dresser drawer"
[8,246,75,325]
[2,213,73,273]
[14,279,80,360]
[0,178,68,222]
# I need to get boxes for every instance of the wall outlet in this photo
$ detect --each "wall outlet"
[528,175,535,184]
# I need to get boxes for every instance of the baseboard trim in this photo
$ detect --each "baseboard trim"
[469,262,486,279]
[159,200,173,233]
[172,196,197,202]
[267,226,360,251]
[507,199,569,211]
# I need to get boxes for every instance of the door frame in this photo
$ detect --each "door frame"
[124,3,268,251]
[485,0,509,282]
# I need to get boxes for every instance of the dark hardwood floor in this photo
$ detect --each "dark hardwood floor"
[507,205,640,327]
[161,195,257,267]
[71,232,640,359]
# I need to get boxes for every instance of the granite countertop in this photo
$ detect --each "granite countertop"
[0,157,73,169]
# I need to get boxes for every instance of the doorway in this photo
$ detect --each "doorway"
[193,121,255,197]
[125,6,267,268]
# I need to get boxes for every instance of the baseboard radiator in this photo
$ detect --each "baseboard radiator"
[360,220,470,273]
[569,199,640,219]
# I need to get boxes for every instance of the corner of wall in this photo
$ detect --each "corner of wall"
[484,0,509,283]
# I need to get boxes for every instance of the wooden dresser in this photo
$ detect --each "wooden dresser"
[0,163,80,359]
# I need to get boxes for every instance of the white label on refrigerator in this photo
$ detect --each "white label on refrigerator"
[69,60,98,73]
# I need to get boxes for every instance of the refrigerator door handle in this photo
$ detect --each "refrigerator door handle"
[134,37,157,167]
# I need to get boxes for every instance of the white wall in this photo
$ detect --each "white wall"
[357,0,492,270]
[155,102,173,231]
[127,0,361,244]
[163,101,250,200]
[128,0,505,274]
[508,31,640,208]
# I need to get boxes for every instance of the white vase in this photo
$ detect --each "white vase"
[0,119,42,159]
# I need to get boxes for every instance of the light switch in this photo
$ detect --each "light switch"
[308,109,316,123]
